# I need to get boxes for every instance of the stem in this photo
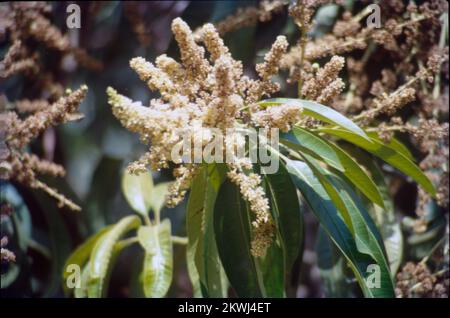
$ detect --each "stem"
[33,179,81,211]
[420,236,446,265]
[433,12,448,101]
[154,208,161,225]
[28,238,52,259]
[408,267,449,293]
[351,5,374,23]
[361,41,377,66]
[293,1,309,98]
[352,75,420,122]
[116,236,139,250]
[143,214,153,226]
[365,125,406,133]
[297,35,307,98]
[279,142,303,161]
[171,236,188,245]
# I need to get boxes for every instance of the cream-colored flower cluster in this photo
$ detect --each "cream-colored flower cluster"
[107,18,301,257]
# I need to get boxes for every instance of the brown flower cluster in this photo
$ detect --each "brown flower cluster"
[1,3,98,213]
[0,2,102,94]
[396,262,449,298]
[1,86,88,211]
[199,0,449,266]
[300,56,346,105]
[108,18,301,257]
[1,236,16,263]
[193,0,286,38]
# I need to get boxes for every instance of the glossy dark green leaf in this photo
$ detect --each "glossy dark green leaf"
[186,167,206,297]
[31,188,73,297]
[285,159,395,297]
[281,127,384,208]
[214,179,265,297]
[318,128,436,197]
[340,144,403,275]
[259,98,369,140]
[262,161,304,273]
[366,132,414,162]
[258,240,285,297]
[298,153,355,234]
[187,164,228,297]
[324,170,393,291]
[87,215,141,297]
[315,227,352,297]
[139,220,173,298]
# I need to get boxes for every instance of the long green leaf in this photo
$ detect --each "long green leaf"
[186,167,206,297]
[262,161,304,273]
[74,262,90,298]
[340,144,403,275]
[324,170,394,295]
[315,227,352,297]
[139,220,173,298]
[259,98,369,140]
[366,132,414,162]
[87,215,141,297]
[186,164,228,297]
[318,128,436,196]
[285,159,395,297]
[214,179,265,297]
[299,153,355,234]
[63,226,112,295]
[281,127,384,208]
[258,240,285,297]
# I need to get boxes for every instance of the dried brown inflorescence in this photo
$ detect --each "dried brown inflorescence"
[395,262,449,298]
[1,3,95,212]
[0,2,102,92]
[1,86,88,211]
[108,18,301,257]
[193,0,286,38]
[281,1,449,236]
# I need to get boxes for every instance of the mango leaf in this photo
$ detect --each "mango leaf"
[324,170,393,293]
[340,144,403,275]
[138,220,173,298]
[62,226,112,295]
[281,127,384,208]
[315,227,353,297]
[186,246,202,297]
[186,168,206,297]
[257,240,285,297]
[121,169,154,216]
[74,262,91,298]
[150,182,172,217]
[285,159,395,297]
[31,187,73,297]
[87,215,141,297]
[298,153,355,235]
[262,161,304,273]
[214,179,266,297]
[366,132,414,162]
[186,164,228,297]
[252,164,285,297]
[317,128,436,197]
[259,98,369,140]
